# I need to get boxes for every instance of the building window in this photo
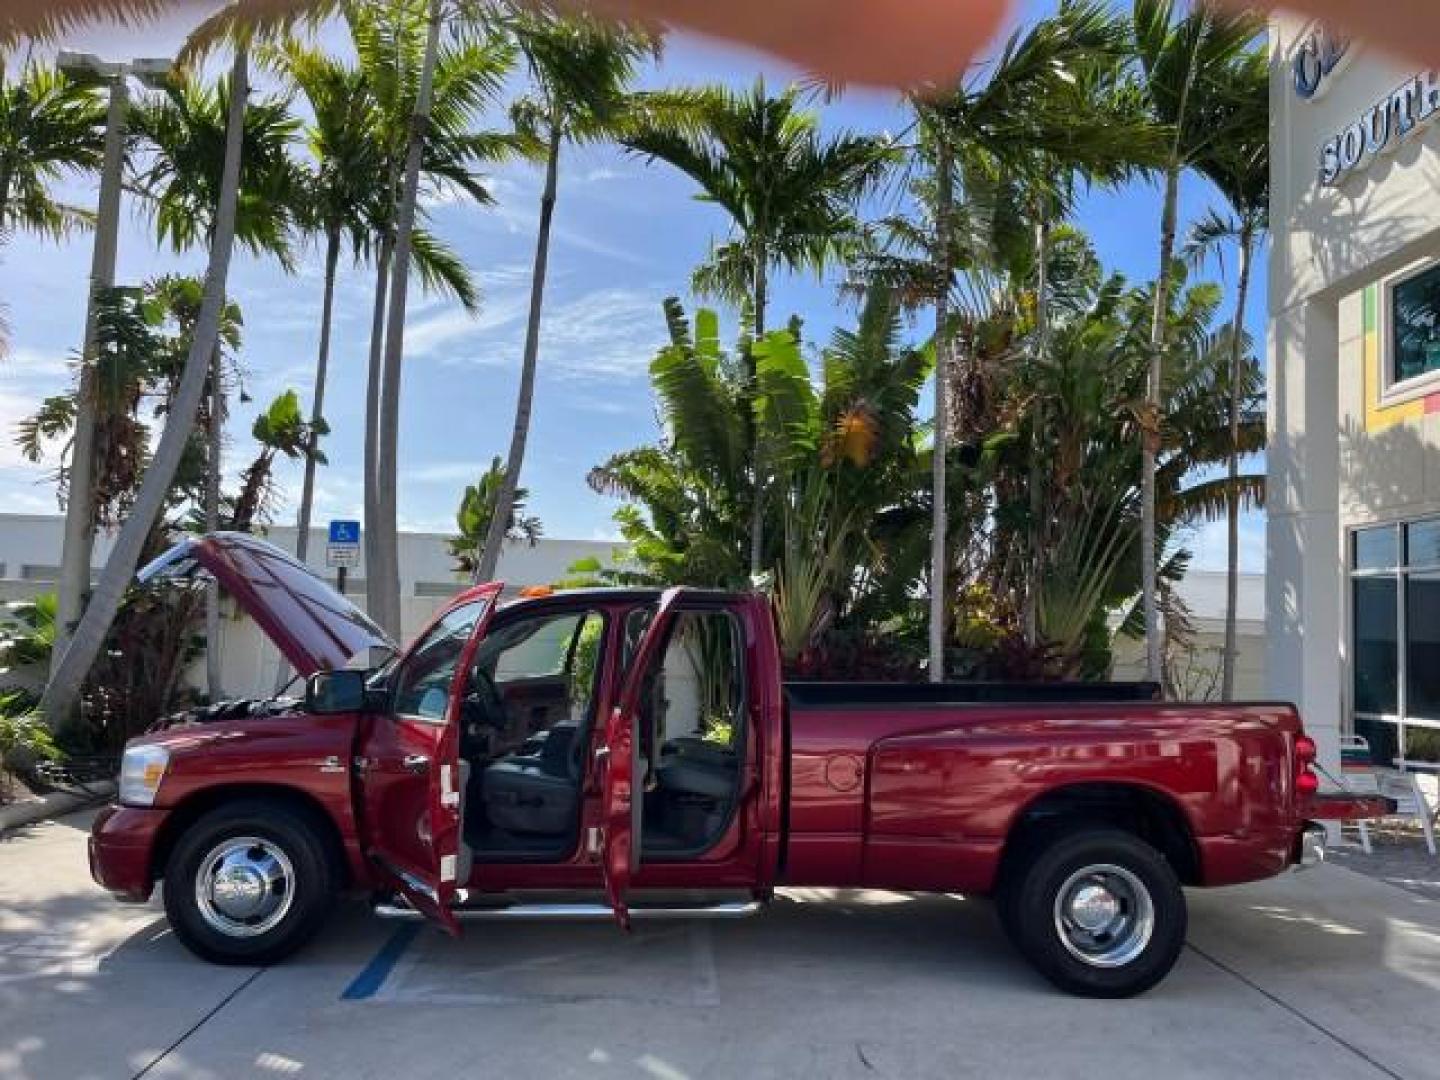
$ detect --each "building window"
[1390,261,1440,386]
[1351,520,1440,764]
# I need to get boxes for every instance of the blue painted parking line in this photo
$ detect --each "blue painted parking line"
[341,924,420,1001]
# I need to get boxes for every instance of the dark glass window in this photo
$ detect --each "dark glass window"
[1353,578,1399,715]
[1392,263,1440,384]
[1408,519,1440,567]
[1354,526,1399,571]
[1408,573,1440,721]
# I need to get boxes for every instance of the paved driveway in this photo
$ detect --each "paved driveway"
[3,810,1440,1080]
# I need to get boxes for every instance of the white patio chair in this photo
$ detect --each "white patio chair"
[1338,734,1437,856]
[1336,735,1380,854]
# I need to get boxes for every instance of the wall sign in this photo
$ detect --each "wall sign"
[1318,69,1440,187]
[1293,25,1350,100]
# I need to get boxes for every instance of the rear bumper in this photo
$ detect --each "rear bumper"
[88,804,166,902]
[1301,792,1397,821]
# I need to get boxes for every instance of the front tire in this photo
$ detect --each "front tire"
[163,799,336,965]
[1001,828,1186,998]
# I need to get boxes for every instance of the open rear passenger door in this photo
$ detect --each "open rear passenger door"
[598,587,685,929]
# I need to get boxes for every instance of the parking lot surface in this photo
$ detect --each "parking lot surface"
[4,810,1440,1080]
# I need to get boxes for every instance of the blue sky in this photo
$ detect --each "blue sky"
[0,0,1266,572]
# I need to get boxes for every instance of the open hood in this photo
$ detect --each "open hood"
[139,532,397,677]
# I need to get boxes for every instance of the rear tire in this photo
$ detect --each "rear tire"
[163,799,336,965]
[1000,828,1186,998]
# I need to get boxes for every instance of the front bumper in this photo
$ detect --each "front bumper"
[88,803,167,902]
[1294,822,1327,870]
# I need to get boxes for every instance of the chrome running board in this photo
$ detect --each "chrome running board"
[374,899,763,922]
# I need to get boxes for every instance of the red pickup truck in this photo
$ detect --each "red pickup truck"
[89,533,1382,997]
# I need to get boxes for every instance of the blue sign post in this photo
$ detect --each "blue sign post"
[326,520,361,594]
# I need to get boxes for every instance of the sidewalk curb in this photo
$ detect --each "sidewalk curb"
[0,782,115,834]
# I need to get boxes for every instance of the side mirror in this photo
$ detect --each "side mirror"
[305,669,369,715]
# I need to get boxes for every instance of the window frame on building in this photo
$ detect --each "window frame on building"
[1349,517,1440,765]
[1379,256,1440,406]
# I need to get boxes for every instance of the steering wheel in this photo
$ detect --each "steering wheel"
[460,668,506,747]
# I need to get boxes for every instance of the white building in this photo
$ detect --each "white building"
[0,514,624,698]
[1269,20,1440,768]
[1110,570,1268,700]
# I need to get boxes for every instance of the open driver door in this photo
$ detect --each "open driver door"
[597,587,686,930]
[360,581,504,937]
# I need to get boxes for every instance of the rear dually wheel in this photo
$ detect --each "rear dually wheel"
[1001,827,1186,998]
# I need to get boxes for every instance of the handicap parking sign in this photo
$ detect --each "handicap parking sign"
[327,520,361,569]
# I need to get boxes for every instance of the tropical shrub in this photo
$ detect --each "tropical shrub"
[0,690,59,801]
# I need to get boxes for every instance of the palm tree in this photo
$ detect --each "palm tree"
[623,81,891,576]
[471,11,652,585]
[451,456,543,576]
[1131,0,1264,683]
[261,43,375,571]
[127,64,300,698]
[43,44,252,728]
[357,0,512,635]
[1188,80,1268,699]
[865,1,1147,680]
[1010,30,1164,645]
[0,58,105,241]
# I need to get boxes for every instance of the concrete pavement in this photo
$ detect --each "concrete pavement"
[3,810,1439,1079]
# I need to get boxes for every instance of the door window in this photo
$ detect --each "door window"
[392,600,488,720]
[638,609,745,857]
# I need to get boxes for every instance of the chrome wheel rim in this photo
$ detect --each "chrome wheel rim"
[1052,863,1154,969]
[194,836,296,938]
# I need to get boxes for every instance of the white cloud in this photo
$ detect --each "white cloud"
[534,287,668,380]
[403,461,494,484]
[405,290,531,359]
[579,167,635,184]
[410,284,667,384]
[6,345,72,381]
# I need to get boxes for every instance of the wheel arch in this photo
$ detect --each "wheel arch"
[152,783,354,890]
[999,781,1202,887]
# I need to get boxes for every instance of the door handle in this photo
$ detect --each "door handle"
[403,754,431,775]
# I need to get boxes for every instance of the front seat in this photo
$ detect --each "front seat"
[481,722,578,836]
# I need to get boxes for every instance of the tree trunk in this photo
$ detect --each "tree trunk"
[274,223,342,693]
[204,342,223,700]
[372,0,443,638]
[1142,162,1181,685]
[1221,225,1254,702]
[52,75,127,681]
[475,128,560,585]
[363,240,392,620]
[296,223,342,567]
[1024,212,1050,648]
[748,251,768,578]
[0,153,13,234]
[42,45,250,728]
[929,133,955,684]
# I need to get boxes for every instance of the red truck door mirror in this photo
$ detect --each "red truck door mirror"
[306,670,368,715]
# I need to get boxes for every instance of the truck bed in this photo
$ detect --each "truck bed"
[783,681,1162,709]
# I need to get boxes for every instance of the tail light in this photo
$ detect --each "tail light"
[1295,734,1320,796]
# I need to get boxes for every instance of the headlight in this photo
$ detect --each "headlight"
[118,744,170,807]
